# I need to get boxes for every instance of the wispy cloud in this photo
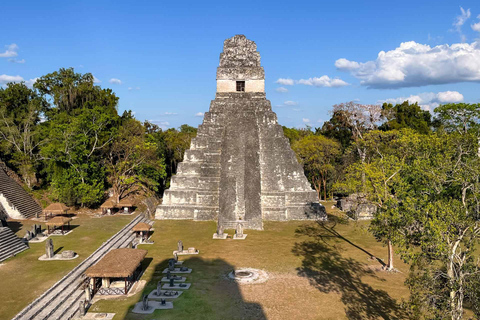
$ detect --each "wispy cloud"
[0,44,18,58]
[164,112,178,115]
[284,101,298,106]
[128,86,140,91]
[297,76,349,88]
[275,76,349,88]
[275,78,294,86]
[302,118,311,123]
[93,76,101,84]
[275,87,288,93]
[8,58,25,64]
[149,120,170,130]
[109,78,122,85]
[453,7,471,42]
[195,112,204,117]
[472,14,480,32]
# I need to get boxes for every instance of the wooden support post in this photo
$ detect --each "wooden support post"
[124,277,127,295]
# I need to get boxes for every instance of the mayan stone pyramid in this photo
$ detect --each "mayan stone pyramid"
[156,35,326,230]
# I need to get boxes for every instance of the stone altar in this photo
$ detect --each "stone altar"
[156,35,326,230]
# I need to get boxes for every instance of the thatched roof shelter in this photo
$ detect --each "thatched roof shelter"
[132,222,151,232]
[43,203,68,214]
[45,216,72,226]
[100,199,117,209]
[117,198,134,208]
[85,248,147,278]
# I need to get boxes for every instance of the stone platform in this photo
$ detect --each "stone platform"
[148,290,183,299]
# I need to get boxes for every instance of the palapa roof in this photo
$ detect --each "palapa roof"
[132,222,151,232]
[45,216,72,226]
[85,248,147,278]
[100,199,117,209]
[43,202,68,213]
[117,198,134,207]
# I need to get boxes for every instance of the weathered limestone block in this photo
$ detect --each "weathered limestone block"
[156,35,326,229]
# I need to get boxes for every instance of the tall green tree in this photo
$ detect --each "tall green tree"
[0,82,47,187]
[292,135,341,201]
[105,117,166,203]
[379,101,432,134]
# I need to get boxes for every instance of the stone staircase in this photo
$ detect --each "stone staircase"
[0,227,29,262]
[0,168,42,219]
[12,213,152,320]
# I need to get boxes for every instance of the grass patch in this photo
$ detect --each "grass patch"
[89,203,410,319]
[0,213,137,320]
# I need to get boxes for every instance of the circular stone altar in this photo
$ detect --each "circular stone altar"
[227,268,268,284]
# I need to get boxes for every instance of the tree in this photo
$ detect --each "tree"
[0,82,47,187]
[282,126,313,145]
[379,101,432,134]
[398,131,480,320]
[34,68,117,115]
[292,135,341,201]
[335,129,414,270]
[105,118,166,203]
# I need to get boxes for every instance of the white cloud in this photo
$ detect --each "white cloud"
[472,15,480,32]
[297,75,349,88]
[25,77,38,88]
[454,7,471,42]
[8,58,25,64]
[292,108,301,112]
[276,78,294,86]
[317,119,324,123]
[336,41,480,88]
[275,87,288,93]
[164,112,178,115]
[149,120,170,130]
[284,101,298,106]
[93,76,101,83]
[0,74,23,85]
[302,118,311,123]
[109,78,122,85]
[0,75,37,88]
[195,112,204,117]
[379,91,464,111]
[128,86,140,91]
[0,44,18,58]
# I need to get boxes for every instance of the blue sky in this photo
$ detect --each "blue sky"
[1,0,480,129]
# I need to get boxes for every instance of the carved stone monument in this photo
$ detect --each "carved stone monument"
[168,259,175,271]
[233,222,247,240]
[157,281,162,296]
[177,240,183,252]
[213,224,228,239]
[142,295,149,311]
[156,35,327,230]
[79,300,86,317]
[45,238,54,258]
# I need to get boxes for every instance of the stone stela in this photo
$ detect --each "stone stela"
[156,35,327,230]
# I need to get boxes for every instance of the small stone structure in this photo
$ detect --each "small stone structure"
[233,223,247,240]
[213,225,228,239]
[156,35,327,230]
[228,268,269,284]
[46,238,54,258]
[337,193,377,220]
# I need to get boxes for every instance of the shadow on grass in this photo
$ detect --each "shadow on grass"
[293,220,405,320]
[122,256,266,320]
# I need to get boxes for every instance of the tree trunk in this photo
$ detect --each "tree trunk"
[386,240,394,270]
[323,178,327,202]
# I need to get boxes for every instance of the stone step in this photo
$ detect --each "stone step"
[0,227,29,262]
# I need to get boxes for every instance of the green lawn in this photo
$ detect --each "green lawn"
[89,203,410,320]
[0,213,137,320]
